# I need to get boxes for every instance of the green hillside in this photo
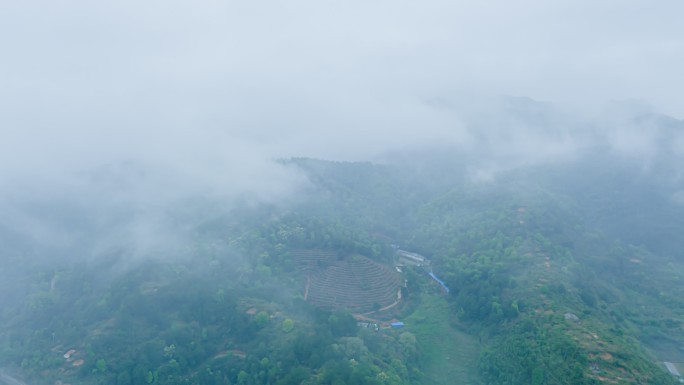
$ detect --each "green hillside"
[2,155,684,385]
[404,294,479,385]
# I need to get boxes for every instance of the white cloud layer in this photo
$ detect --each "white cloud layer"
[0,0,683,258]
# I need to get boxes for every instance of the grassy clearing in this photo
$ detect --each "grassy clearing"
[404,294,480,385]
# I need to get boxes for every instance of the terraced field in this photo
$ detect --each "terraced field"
[290,249,338,272]
[292,250,403,313]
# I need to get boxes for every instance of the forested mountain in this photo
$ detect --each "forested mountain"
[2,135,684,384]
[3,0,683,383]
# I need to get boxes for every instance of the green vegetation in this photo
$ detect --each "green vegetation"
[404,294,479,385]
[2,155,684,384]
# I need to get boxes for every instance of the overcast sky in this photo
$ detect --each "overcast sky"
[1,0,683,201]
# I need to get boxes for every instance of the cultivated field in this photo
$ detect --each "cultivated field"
[292,250,403,313]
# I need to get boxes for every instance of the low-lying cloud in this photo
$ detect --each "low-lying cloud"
[1,0,683,260]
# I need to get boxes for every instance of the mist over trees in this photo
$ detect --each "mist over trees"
[3,130,684,384]
[1,1,684,384]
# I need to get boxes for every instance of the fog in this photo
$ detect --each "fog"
[3,4,684,384]
[1,0,683,260]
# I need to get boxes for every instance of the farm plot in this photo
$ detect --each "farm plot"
[302,254,403,313]
[290,249,339,272]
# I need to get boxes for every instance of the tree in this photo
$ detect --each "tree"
[255,312,269,328]
[282,319,294,333]
[95,358,107,374]
[237,370,249,384]
[398,332,417,359]
[146,370,155,384]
